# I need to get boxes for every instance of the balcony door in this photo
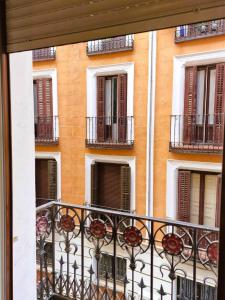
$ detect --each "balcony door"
[97,74,127,143]
[91,162,130,211]
[35,158,57,206]
[33,78,53,141]
[183,63,225,145]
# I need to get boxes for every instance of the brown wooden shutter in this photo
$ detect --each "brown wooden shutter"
[36,78,53,139]
[48,159,57,200]
[215,174,222,227]
[118,74,127,143]
[214,63,225,145]
[121,165,131,211]
[91,163,98,205]
[97,77,105,142]
[183,66,197,144]
[177,170,191,222]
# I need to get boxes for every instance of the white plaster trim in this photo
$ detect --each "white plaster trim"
[35,151,61,200]
[86,62,134,142]
[171,49,225,143]
[146,31,157,218]
[32,68,59,139]
[85,154,136,212]
[166,159,222,220]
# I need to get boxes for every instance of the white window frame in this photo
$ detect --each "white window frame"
[85,154,136,212]
[171,49,225,144]
[35,151,61,200]
[32,68,59,140]
[166,159,222,220]
[86,62,134,142]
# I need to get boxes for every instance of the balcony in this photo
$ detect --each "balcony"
[170,114,224,154]
[33,48,56,62]
[175,19,225,42]
[86,35,134,55]
[35,116,59,145]
[37,202,219,300]
[86,116,134,149]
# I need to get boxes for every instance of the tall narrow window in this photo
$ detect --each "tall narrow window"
[183,63,225,145]
[96,74,127,143]
[91,162,130,211]
[33,77,53,141]
[35,159,57,206]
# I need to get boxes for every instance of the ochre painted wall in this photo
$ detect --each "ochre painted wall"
[34,33,149,216]
[154,28,225,219]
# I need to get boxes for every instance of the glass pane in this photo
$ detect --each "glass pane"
[196,69,205,124]
[105,79,112,123]
[208,68,216,124]
[204,175,217,226]
[190,173,200,224]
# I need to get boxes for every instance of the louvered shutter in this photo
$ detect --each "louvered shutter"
[118,74,127,143]
[177,170,191,222]
[215,174,222,227]
[214,63,225,145]
[48,160,57,200]
[91,163,98,205]
[183,66,197,144]
[36,78,53,139]
[121,165,131,211]
[97,76,105,142]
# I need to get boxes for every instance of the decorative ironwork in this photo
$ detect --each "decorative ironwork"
[60,215,75,233]
[87,35,134,55]
[123,226,142,247]
[86,116,134,149]
[33,47,56,61]
[162,233,183,256]
[175,19,225,42]
[36,202,219,300]
[35,116,59,145]
[170,114,224,154]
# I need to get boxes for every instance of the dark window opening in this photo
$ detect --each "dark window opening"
[99,254,126,282]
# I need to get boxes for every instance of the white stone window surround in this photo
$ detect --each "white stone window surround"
[166,159,222,220]
[85,154,136,212]
[86,62,134,142]
[32,68,59,139]
[35,151,61,200]
[171,49,225,143]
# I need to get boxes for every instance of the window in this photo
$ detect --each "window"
[183,63,225,145]
[177,277,217,299]
[99,254,126,282]
[177,170,221,227]
[97,74,127,143]
[35,159,57,206]
[33,78,54,141]
[91,162,130,211]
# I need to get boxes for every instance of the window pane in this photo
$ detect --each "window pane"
[190,173,200,224]
[208,68,216,124]
[204,175,217,226]
[105,79,112,123]
[196,69,205,124]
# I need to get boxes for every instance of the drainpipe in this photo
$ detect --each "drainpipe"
[146,31,157,218]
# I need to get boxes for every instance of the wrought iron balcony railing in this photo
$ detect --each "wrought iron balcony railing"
[87,35,134,55]
[86,116,134,149]
[35,116,59,145]
[175,19,225,42]
[37,202,219,300]
[170,114,224,153]
[33,48,56,61]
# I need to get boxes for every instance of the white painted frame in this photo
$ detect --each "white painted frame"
[166,159,222,220]
[171,49,225,143]
[32,68,59,139]
[35,151,61,200]
[86,62,134,142]
[85,154,136,212]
